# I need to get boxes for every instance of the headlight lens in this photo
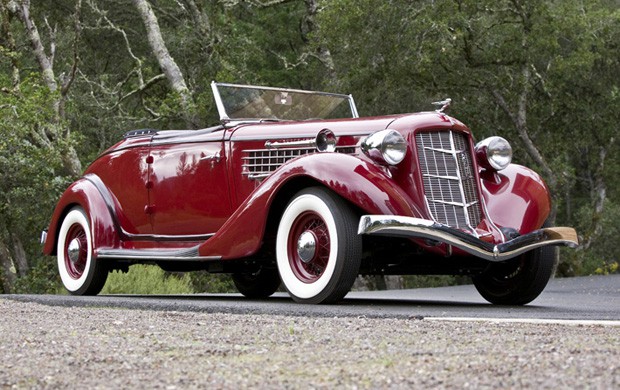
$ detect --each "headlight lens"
[361,129,407,165]
[475,136,512,171]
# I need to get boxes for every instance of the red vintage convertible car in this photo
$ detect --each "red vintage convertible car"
[42,82,578,304]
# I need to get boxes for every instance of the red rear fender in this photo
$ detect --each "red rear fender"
[43,176,121,255]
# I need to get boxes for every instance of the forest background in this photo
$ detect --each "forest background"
[1,0,618,294]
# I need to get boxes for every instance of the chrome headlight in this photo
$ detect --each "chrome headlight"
[475,136,512,171]
[361,129,407,165]
[315,128,336,152]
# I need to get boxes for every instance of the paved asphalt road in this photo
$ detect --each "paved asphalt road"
[5,274,619,322]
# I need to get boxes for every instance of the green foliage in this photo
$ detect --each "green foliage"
[188,271,236,294]
[13,259,63,294]
[402,275,470,290]
[2,0,619,293]
[0,76,75,293]
[559,200,620,276]
[101,265,194,295]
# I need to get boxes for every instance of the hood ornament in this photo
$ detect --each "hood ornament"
[432,98,452,114]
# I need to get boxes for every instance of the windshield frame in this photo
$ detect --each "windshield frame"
[211,81,359,123]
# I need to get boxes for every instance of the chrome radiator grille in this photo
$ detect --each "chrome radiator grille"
[415,130,482,232]
[243,145,355,180]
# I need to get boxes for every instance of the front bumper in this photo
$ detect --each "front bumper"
[358,215,579,262]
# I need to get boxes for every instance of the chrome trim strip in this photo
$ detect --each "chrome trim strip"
[358,215,579,262]
[247,173,270,180]
[97,246,221,261]
[97,254,221,261]
[230,132,371,142]
[242,145,357,154]
[265,139,316,150]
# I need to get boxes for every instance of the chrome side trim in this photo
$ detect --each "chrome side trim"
[358,215,579,262]
[97,246,221,262]
[265,139,316,149]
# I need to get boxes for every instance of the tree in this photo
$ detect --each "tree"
[316,0,619,273]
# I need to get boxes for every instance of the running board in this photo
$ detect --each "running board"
[96,246,221,261]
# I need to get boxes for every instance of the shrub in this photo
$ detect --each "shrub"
[101,265,194,295]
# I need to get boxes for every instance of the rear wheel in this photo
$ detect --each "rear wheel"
[472,245,556,305]
[276,187,361,304]
[232,267,281,298]
[57,207,108,295]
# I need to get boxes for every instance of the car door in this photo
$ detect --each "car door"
[147,129,233,237]
[85,138,153,235]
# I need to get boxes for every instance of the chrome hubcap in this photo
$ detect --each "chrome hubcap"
[297,231,317,263]
[67,238,81,264]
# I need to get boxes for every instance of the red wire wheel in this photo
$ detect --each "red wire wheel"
[287,211,331,283]
[63,224,88,279]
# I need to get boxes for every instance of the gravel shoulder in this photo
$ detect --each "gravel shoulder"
[1,299,618,389]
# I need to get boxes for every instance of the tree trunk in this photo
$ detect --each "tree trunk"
[12,0,83,177]
[0,240,17,293]
[580,143,610,250]
[132,0,197,129]
[11,233,29,276]
[13,0,57,93]
[489,66,558,226]
[303,0,338,85]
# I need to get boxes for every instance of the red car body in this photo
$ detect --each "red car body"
[43,83,578,304]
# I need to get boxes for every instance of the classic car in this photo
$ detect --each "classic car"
[42,82,578,304]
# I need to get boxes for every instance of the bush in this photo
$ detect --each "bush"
[188,271,237,293]
[101,265,194,295]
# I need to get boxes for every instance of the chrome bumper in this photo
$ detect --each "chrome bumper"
[358,215,579,262]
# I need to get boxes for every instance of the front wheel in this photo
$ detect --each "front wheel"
[57,207,108,295]
[276,187,362,304]
[472,245,556,305]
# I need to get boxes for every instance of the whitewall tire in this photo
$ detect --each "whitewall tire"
[276,187,361,304]
[57,207,107,295]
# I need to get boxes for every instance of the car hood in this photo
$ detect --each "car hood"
[226,114,405,141]
[226,112,465,141]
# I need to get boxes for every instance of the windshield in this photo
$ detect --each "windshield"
[211,82,358,122]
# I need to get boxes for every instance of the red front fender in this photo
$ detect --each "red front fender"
[43,176,121,256]
[481,164,552,234]
[198,153,421,259]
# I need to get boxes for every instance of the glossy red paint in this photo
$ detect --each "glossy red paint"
[84,142,152,234]
[197,152,421,259]
[43,178,120,255]
[480,164,551,234]
[45,111,552,263]
[149,137,232,235]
